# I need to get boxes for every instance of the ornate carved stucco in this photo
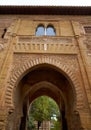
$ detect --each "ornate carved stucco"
[85,40,91,53]
[84,36,91,54]
[12,54,79,74]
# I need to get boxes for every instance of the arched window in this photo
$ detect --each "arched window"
[46,25,56,36]
[36,24,45,36]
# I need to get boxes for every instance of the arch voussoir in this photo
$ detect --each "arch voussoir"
[30,60,35,67]
[5,57,82,111]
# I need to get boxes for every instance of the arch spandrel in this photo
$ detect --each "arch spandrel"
[5,57,83,112]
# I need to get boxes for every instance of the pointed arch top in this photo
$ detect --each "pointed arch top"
[5,56,82,111]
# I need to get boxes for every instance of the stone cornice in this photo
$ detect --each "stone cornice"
[0,6,91,15]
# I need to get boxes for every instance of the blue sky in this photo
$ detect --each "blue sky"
[0,0,91,6]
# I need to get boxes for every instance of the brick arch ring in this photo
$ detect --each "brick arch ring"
[5,56,83,111]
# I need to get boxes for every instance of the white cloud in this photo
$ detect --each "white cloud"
[0,0,91,6]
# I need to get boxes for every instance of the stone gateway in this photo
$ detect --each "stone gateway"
[0,6,91,130]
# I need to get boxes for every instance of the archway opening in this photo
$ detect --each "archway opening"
[27,96,61,130]
[12,64,77,130]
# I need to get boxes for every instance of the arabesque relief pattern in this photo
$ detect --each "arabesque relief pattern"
[84,36,91,54]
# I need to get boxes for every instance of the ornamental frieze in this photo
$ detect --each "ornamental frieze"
[11,54,79,76]
[14,36,77,54]
[18,36,73,44]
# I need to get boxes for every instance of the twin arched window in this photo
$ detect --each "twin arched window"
[36,24,56,36]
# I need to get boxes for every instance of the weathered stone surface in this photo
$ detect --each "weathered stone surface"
[0,14,91,130]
